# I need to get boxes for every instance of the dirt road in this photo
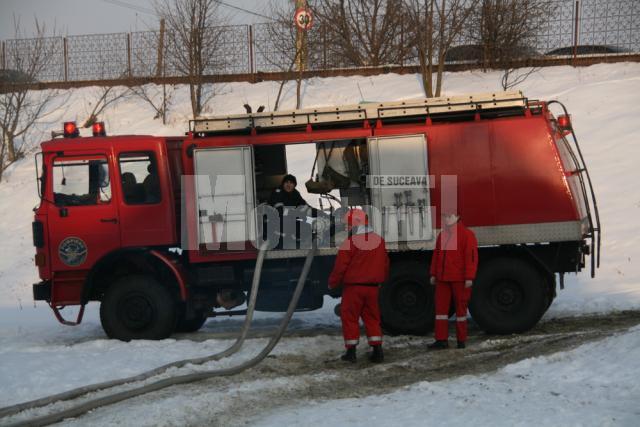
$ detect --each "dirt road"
[178,311,640,426]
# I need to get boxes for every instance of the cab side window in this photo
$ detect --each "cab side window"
[53,157,111,206]
[119,153,161,204]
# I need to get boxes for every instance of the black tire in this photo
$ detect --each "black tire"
[541,274,556,315]
[334,302,341,317]
[175,310,208,333]
[379,261,434,335]
[100,274,177,341]
[536,280,555,321]
[469,257,547,334]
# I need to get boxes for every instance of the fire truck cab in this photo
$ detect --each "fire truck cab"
[31,91,600,341]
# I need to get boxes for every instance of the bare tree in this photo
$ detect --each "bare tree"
[262,0,318,110]
[469,0,554,69]
[81,85,132,128]
[311,0,411,68]
[0,18,61,182]
[500,66,539,90]
[130,83,174,124]
[272,47,306,111]
[405,0,477,97]
[154,0,226,118]
[129,23,174,124]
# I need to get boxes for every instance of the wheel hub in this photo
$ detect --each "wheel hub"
[393,281,426,315]
[400,290,418,306]
[498,288,516,305]
[491,280,523,312]
[119,294,154,330]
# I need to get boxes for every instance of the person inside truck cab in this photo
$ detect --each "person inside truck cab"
[267,174,316,248]
[143,163,160,203]
[121,172,143,203]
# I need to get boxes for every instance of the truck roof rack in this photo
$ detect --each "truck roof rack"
[190,91,528,134]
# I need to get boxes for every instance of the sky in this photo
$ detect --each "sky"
[0,0,289,40]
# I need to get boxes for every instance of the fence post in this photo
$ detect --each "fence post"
[400,16,404,67]
[249,25,254,76]
[573,0,580,61]
[323,25,327,69]
[63,37,68,81]
[156,19,165,77]
[126,33,132,78]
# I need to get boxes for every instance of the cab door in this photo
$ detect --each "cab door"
[46,152,120,303]
[115,146,175,247]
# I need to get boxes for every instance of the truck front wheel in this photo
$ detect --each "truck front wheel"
[469,258,547,334]
[100,274,177,341]
[175,310,208,333]
[379,262,434,335]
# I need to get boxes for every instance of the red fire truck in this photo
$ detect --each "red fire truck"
[31,91,600,341]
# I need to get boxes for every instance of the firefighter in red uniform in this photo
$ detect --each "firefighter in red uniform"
[428,209,478,349]
[329,209,390,363]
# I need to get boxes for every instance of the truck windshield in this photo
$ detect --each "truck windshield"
[52,156,111,206]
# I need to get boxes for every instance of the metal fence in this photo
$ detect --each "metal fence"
[1,0,638,83]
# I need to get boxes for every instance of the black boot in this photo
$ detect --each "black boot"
[427,340,449,350]
[369,345,384,363]
[341,346,356,363]
[457,341,466,349]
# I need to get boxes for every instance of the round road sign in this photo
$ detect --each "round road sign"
[294,8,313,31]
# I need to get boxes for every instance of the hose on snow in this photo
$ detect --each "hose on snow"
[1,240,314,425]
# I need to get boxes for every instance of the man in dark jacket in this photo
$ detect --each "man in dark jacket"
[267,174,315,248]
[329,209,390,363]
[268,174,308,212]
[428,209,478,350]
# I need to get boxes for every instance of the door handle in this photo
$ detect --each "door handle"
[100,218,118,224]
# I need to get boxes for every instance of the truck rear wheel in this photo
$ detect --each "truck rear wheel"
[469,257,547,334]
[379,261,434,335]
[100,274,177,341]
[175,310,208,333]
[540,275,556,317]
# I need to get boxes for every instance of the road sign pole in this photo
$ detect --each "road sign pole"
[295,0,309,73]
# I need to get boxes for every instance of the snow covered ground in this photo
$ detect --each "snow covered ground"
[1,62,639,425]
[254,325,640,427]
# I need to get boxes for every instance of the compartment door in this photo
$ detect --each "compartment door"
[368,134,432,243]
[194,146,256,249]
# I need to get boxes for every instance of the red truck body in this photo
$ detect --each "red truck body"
[32,92,599,340]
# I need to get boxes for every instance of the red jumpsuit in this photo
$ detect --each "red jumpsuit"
[430,221,478,342]
[329,226,390,348]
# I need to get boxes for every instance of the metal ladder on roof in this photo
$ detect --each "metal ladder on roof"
[191,90,528,134]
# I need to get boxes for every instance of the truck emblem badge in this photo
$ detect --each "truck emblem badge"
[58,237,88,266]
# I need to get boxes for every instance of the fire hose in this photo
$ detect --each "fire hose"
[1,240,317,426]
[0,241,269,419]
